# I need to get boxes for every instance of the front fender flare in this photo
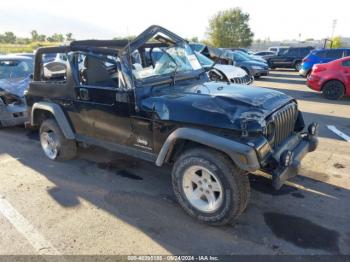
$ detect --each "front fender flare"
[156,128,260,172]
[31,102,75,139]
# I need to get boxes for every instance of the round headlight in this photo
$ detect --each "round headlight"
[265,120,276,142]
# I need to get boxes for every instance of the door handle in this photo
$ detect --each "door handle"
[79,88,90,101]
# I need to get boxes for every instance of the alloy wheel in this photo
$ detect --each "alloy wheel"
[40,130,58,160]
[182,165,224,213]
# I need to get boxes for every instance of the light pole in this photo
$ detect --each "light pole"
[331,19,337,39]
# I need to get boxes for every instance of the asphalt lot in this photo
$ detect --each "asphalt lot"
[0,69,349,255]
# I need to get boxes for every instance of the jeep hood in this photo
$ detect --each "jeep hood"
[141,81,294,132]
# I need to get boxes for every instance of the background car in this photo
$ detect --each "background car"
[42,53,58,63]
[232,50,267,63]
[254,51,276,56]
[190,43,269,78]
[265,46,314,71]
[230,51,269,78]
[307,56,350,100]
[228,48,254,55]
[268,46,289,54]
[195,52,253,84]
[299,48,350,77]
[14,53,35,59]
[0,55,33,127]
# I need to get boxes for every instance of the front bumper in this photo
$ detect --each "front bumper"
[270,131,318,189]
[0,104,28,127]
[299,68,309,77]
[306,75,322,92]
[251,68,269,77]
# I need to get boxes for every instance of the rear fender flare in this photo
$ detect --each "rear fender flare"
[31,102,75,139]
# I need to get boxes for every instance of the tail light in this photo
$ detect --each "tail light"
[312,65,326,73]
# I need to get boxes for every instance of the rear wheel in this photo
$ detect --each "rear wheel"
[322,80,345,100]
[40,119,77,161]
[172,147,250,226]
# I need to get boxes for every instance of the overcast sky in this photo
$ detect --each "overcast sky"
[1,0,349,41]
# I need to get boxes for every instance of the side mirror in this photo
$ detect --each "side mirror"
[29,73,34,80]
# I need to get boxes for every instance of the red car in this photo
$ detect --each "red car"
[307,56,350,100]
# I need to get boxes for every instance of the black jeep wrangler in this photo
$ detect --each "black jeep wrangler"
[25,26,318,225]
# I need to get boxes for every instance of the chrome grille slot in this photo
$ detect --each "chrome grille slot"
[232,75,251,85]
[270,103,298,147]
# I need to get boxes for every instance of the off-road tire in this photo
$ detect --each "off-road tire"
[40,118,77,161]
[172,147,250,226]
[322,80,345,100]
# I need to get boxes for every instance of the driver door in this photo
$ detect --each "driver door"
[70,52,133,145]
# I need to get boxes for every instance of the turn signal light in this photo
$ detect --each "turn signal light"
[280,150,293,167]
[308,123,319,136]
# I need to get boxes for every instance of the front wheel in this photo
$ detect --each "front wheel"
[40,119,77,161]
[322,80,345,100]
[294,61,302,71]
[172,148,250,226]
[267,61,275,69]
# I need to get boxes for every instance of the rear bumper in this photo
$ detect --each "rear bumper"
[271,132,318,189]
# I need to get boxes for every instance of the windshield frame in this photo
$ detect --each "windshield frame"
[195,52,214,67]
[120,25,206,88]
[131,42,204,86]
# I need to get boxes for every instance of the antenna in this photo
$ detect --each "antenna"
[331,19,337,39]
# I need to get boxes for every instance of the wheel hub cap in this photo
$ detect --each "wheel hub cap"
[41,131,58,159]
[182,166,223,213]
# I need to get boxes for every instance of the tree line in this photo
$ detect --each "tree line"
[0,8,345,49]
[0,30,75,44]
[0,8,255,48]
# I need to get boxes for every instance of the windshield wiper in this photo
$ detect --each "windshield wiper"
[160,49,179,86]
